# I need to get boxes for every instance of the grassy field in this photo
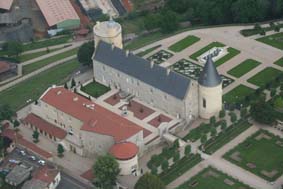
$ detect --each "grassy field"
[23,48,78,74]
[0,60,79,110]
[224,130,283,181]
[17,47,64,62]
[256,32,283,50]
[247,67,282,87]
[215,47,241,67]
[81,81,110,98]
[159,154,202,185]
[168,35,200,52]
[204,120,252,154]
[23,36,71,51]
[177,167,253,189]
[274,57,283,67]
[136,45,161,57]
[228,59,261,78]
[189,42,225,61]
[223,85,254,104]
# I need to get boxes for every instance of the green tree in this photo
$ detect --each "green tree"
[240,108,248,118]
[0,104,14,121]
[77,41,94,66]
[210,127,217,138]
[71,78,76,88]
[93,154,120,188]
[144,14,161,30]
[2,41,23,57]
[230,112,237,123]
[200,134,207,144]
[159,10,178,33]
[134,173,165,189]
[13,119,20,129]
[64,83,68,89]
[173,139,179,149]
[210,116,216,126]
[57,144,65,157]
[251,101,277,125]
[161,160,169,171]
[184,145,191,156]
[173,151,180,162]
[32,130,39,143]
[221,120,227,131]
[219,109,226,118]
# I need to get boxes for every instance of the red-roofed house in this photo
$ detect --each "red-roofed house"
[25,86,144,159]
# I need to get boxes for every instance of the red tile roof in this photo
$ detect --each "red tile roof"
[33,165,59,184]
[109,142,138,160]
[148,114,172,128]
[36,0,79,27]
[23,113,67,139]
[0,0,13,10]
[41,87,143,142]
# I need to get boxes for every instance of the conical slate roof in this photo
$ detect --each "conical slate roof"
[198,55,222,87]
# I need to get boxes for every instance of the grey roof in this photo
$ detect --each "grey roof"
[94,41,191,100]
[22,179,48,189]
[5,165,33,186]
[198,55,222,87]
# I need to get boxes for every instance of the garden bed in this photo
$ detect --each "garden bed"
[227,59,261,78]
[147,50,173,64]
[81,81,110,98]
[168,35,200,52]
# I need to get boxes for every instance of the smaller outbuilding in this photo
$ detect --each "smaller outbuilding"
[5,164,33,186]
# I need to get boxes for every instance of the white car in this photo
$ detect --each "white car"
[29,156,36,161]
[38,160,45,166]
[20,150,26,156]
[9,159,21,164]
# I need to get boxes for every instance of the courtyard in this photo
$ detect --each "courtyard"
[81,81,110,98]
[176,167,253,189]
[224,130,283,181]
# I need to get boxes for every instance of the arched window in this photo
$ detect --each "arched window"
[203,98,206,108]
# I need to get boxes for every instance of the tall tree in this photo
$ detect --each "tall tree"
[135,173,165,189]
[250,101,277,125]
[2,41,23,57]
[159,10,179,33]
[57,144,65,157]
[93,154,120,188]
[32,130,39,143]
[77,41,94,66]
[0,104,14,121]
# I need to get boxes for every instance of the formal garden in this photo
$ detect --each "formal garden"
[274,56,283,67]
[171,59,234,88]
[247,67,282,88]
[136,45,161,57]
[176,167,253,189]
[168,35,200,52]
[227,59,261,78]
[223,85,255,104]
[147,50,174,64]
[224,130,283,181]
[256,32,283,50]
[80,80,110,98]
[147,141,202,185]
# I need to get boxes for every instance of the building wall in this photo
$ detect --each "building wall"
[198,84,222,119]
[93,61,193,119]
[94,32,123,49]
[48,172,61,189]
[117,155,138,175]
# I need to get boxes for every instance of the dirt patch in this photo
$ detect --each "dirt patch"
[261,170,278,178]
[230,151,242,162]
[255,133,272,141]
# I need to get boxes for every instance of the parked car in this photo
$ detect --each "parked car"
[8,159,21,164]
[29,156,36,161]
[20,150,26,156]
[38,160,45,165]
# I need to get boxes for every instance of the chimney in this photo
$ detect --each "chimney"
[150,61,154,68]
[166,68,171,76]
[126,50,130,57]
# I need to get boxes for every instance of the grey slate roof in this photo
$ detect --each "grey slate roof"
[94,41,191,100]
[198,55,222,87]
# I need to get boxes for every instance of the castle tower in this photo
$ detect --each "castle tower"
[93,17,123,49]
[198,55,222,119]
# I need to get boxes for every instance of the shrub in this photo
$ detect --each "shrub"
[219,109,226,118]
[161,160,169,171]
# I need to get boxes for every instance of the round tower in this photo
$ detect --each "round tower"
[198,55,222,119]
[93,17,123,49]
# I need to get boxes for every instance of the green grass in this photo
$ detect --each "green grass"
[247,67,282,87]
[168,35,200,52]
[224,130,283,181]
[136,45,161,57]
[227,59,261,78]
[81,81,110,98]
[16,47,64,62]
[256,32,283,50]
[215,47,241,67]
[159,154,202,185]
[223,85,254,104]
[204,120,252,154]
[177,167,253,189]
[189,42,225,61]
[0,60,79,110]
[274,57,283,67]
[23,48,78,74]
[22,36,71,51]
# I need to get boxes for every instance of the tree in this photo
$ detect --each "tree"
[32,130,39,143]
[210,116,216,126]
[250,101,277,125]
[221,120,227,131]
[93,154,120,188]
[270,88,277,97]
[161,160,168,171]
[0,104,14,121]
[240,108,248,118]
[184,145,191,156]
[57,144,65,157]
[159,10,178,33]
[200,134,207,144]
[2,41,23,57]
[230,112,237,123]
[71,78,76,88]
[77,41,94,66]
[210,127,217,138]
[219,109,226,118]
[13,120,20,129]
[64,83,68,89]
[135,173,165,189]
[173,139,179,149]
[144,14,161,31]
[173,151,180,162]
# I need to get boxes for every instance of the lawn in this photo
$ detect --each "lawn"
[168,35,200,52]
[224,130,283,181]
[136,45,161,57]
[274,57,283,67]
[256,32,283,50]
[215,47,241,67]
[177,167,253,189]
[17,47,64,62]
[23,48,78,74]
[189,42,225,61]
[81,81,110,98]
[223,85,254,104]
[247,67,282,87]
[0,60,79,110]
[227,59,261,78]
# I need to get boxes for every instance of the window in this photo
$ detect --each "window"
[203,98,206,108]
